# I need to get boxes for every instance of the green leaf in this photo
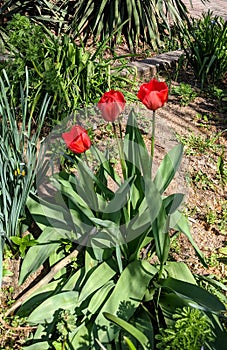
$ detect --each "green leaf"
[94,259,157,343]
[19,227,63,284]
[23,341,50,350]
[124,109,151,179]
[17,280,61,317]
[103,312,150,349]
[160,277,226,313]
[27,291,79,324]
[88,281,115,315]
[170,210,206,266]
[154,144,183,194]
[165,261,196,284]
[123,336,137,350]
[27,193,70,233]
[79,261,117,303]
[163,193,185,215]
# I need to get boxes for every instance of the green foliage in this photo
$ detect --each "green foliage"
[156,306,215,349]
[171,82,197,106]
[178,11,227,88]
[0,69,50,286]
[72,0,191,52]
[11,106,226,349]
[11,234,38,258]
[0,0,68,33]
[0,14,136,123]
[176,132,224,156]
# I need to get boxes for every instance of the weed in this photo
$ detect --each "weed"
[176,132,222,155]
[171,83,197,106]
[205,201,227,234]
[192,170,214,191]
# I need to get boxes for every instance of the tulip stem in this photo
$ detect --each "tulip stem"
[112,122,126,180]
[83,152,90,169]
[150,110,156,178]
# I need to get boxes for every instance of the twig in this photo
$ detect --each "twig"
[5,248,80,316]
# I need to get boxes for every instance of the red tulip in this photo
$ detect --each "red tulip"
[62,125,91,154]
[137,79,168,111]
[97,90,126,122]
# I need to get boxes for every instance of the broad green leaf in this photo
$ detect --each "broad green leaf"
[124,109,151,179]
[88,281,115,315]
[27,291,79,324]
[103,312,150,349]
[90,146,121,186]
[27,193,70,232]
[79,261,117,303]
[68,322,91,349]
[144,177,162,224]
[85,249,99,273]
[165,261,196,284]
[19,227,63,284]
[154,144,183,194]
[94,259,157,343]
[160,277,226,313]
[152,205,170,265]
[63,267,85,291]
[163,193,185,214]
[130,307,154,349]
[102,176,134,222]
[17,280,60,317]
[170,210,206,266]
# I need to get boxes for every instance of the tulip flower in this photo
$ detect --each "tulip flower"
[137,78,168,111]
[97,90,126,122]
[62,125,91,154]
[138,79,168,177]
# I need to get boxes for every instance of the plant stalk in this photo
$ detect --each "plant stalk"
[150,110,156,178]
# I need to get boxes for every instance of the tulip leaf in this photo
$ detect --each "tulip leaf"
[165,261,196,284]
[170,210,206,266]
[152,205,170,265]
[19,226,63,285]
[160,277,226,313]
[27,291,79,324]
[124,109,151,178]
[103,312,150,349]
[163,193,185,214]
[27,192,70,232]
[88,280,115,315]
[79,261,117,303]
[154,143,183,194]
[94,259,157,343]
[102,176,134,222]
[23,341,50,350]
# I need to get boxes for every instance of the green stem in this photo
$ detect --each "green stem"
[150,110,156,178]
[112,122,126,180]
